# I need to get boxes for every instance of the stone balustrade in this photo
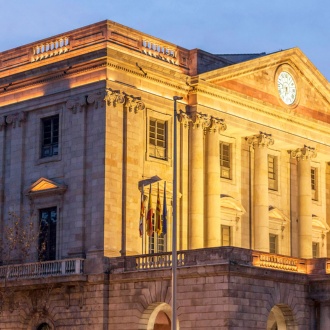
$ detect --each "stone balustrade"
[0,258,84,280]
[32,37,70,62]
[108,247,330,275]
[0,20,190,71]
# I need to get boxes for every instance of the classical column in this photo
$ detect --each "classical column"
[247,132,274,252]
[189,112,208,249]
[291,146,316,258]
[205,117,227,247]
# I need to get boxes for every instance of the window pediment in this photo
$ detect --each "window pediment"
[312,215,330,232]
[269,206,290,227]
[220,195,246,215]
[25,177,67,198]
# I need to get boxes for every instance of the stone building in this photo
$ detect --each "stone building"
[0,20,329,329]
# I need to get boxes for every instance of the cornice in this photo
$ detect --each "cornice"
[0,60,107,106]
[106,61,190,94]
[188,83,330,138]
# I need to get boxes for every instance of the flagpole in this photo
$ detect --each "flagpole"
[172,96,182,330]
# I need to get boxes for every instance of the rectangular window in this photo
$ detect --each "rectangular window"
[149,216,166,253]
[149,119,167,160]
[312,242,319,258]
[41,115,59,158]
[268,155,278,191]
[220,142,231,179]
[311,167,318,200]
[39,207,57,261]
[221,225,231,246]
[269,234,278,254]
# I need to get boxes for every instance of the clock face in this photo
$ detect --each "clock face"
[277,71,297,105]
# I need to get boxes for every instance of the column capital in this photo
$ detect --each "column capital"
[190,112,209,129]
[205,116,227,134]
[104,88,125,107]
[291,145,317,161]
[246,132,274,149]
[5,112,27,128]
[178,111,191,128]
[123,92,145,113]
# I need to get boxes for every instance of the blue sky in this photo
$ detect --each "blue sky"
[0,0,329,80]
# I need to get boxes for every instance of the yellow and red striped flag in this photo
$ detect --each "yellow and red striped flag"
[139,191,145,237]
[156,183,162,235]
[146,185,153,236]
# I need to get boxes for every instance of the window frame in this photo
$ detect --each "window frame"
[146,109,172,165]
[36,109,62,165]
[312,242,319,258]
[220,141,232,179]
[311,167,318,201]
[268,154,278,191]
[269,234,278,254]
[38,206,58,261]
[149,118,168,160]
[221,225,231,246]
[41,115,59,159]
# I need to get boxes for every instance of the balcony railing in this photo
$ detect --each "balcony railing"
[0,258,84,281]
[135,252,185,270]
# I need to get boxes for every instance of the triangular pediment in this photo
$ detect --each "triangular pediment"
[26,177,67,197]
[200,48,329,123]
[269,206,290,227]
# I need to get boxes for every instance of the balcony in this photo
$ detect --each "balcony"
[0,258,84,281]
[108,247,330,276]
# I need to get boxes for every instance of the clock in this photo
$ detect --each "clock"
[277,71,297,105]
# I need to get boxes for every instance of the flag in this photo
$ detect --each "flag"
[146,185,153,236]
[139,190,145,237]
[162,181,167,235]
[156,183,162,235]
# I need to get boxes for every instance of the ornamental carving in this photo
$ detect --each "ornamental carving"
[104,88,125,107]
[291,145,317,161]
[66,97,86,113]
[178,110,191,128]
[4,112,27,128]
[87,91,105,109]
[123,92,145,113]
[189,112,209,130]
[205,116,227,134]
[246,132,274,149]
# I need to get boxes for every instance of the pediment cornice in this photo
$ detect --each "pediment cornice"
[25,177,67,198]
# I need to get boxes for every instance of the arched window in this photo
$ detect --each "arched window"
[154,311,171,330]
[267,304,298,330]
[37,323,51,330]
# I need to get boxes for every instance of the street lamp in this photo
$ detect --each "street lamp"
[172,96,182,330]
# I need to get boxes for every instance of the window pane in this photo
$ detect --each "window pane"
[220,142,231,179]
[39,207,57,261]
[269,234,277,254]
[149,118,167,160]
[221,225,231,246]
[41,115,59,158]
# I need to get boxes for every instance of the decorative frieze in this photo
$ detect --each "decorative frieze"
[291,145,317,161]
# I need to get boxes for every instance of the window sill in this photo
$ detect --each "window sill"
[36,154,62,165]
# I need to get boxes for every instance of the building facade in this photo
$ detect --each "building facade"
[0,20,330,329]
